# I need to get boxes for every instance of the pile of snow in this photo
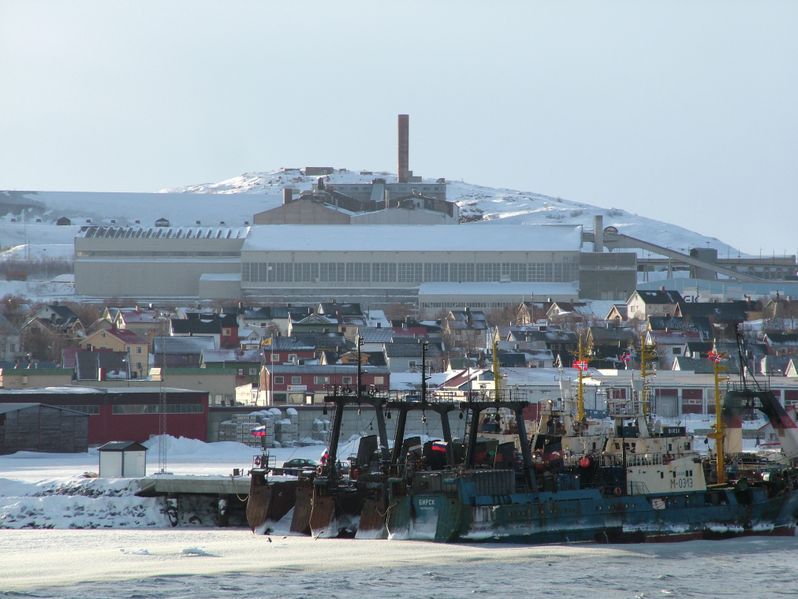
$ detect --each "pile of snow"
[0,436,332,530]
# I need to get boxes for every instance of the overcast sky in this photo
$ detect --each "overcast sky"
[1,0,795,255]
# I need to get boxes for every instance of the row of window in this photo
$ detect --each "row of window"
[76,251,240,258]
[272,375,384,385]
[66,403,204,415]
[111,403,204,414]
[242,261,579,284]
[421,301,517,309]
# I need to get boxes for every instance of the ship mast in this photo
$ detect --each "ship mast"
[575,331,590,424]
[492,336,501,401]
[639,332,655,422]
[707,344,727,484]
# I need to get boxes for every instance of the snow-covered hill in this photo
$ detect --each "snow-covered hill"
[1,168,742,258]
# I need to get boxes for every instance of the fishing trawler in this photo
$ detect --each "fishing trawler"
[383,339,798,542]
[249,336,798,543]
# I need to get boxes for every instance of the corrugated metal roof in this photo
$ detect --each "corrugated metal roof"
[78,226,250,240]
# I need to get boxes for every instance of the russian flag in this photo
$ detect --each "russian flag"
[251,425,267,438]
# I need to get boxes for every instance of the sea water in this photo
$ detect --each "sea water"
[3,530,798,598]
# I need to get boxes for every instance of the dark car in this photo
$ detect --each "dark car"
[282,458,318,469]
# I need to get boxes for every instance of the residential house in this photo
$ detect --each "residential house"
[239,306,314,337]
[626,290,683,322]
[762,332,798,358]
[80,327,149,378]
[170,311,239,349]
[259,364,390,405]
[647,316,686,332]
[152,335,217,369]
[63,348,130,381]
[23,304,85,338]
[646,330,702,370]
[675,300,752,340]
[0,314,21,363]
[762,297,798,321]
[263,336,317,366]
[288,313,340,336]
[586,326,637,369]
[605,304,628,322]
[442,308,488,350]
[104,306,167,343]
[682,341,714,360]
[201,348,262,385]
[316,302,366,339]
[0,366,73,389]
[384,338,425,372]
[515,301,551,326]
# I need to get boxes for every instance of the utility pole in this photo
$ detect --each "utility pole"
[421,340,429,403]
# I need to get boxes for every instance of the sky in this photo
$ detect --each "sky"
[1,0,796,256]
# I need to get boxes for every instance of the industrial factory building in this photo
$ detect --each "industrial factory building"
[239,224,589,304]
[73,221,638,305]
[74,226,249,298]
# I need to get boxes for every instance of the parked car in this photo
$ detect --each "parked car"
[282,458,318,469]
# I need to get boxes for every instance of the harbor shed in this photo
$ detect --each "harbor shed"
[0,403,89,454]
[98,441,148,477]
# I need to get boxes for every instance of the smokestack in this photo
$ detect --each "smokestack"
[594,214,604,253]
[398,114,409,183]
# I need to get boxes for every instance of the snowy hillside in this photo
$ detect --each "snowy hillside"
[1,168,742,259]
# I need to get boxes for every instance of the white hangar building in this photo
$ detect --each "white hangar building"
[73,223,635,305]
[240,224,584,303]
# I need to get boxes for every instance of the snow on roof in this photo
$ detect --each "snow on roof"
[199,273,241,281]
[242,224,582,253]
[78,225,250,240]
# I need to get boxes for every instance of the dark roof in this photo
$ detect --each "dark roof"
[386,343,423,358]
[153,335,217,354]
[0,402,89,416]
[267,364,390,375]
[75,350,128,380]
[317,302,363,317]
[634,290,684,305]
[589,326,637,344]
[648,316,685,331]
[98,441,148,452]
[677,301,750,322]
[270,337,316,351]
[171,316,221,335]
[290,332,350,351]
[497,352,528,367]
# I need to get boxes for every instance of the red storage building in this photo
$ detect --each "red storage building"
[0,387,208,445]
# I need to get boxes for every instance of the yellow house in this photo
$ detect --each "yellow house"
[80,328,149,379]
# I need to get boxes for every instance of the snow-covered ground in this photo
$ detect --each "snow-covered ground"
[1,168,744,261]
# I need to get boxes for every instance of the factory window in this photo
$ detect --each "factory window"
[68,405,100,415]
[112,404,203,414]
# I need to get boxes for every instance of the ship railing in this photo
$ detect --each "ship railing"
[594,453,669,468]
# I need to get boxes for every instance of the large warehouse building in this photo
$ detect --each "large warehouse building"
[239,224,584,303]
[75,226,249,298]
[73,223,637,305]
